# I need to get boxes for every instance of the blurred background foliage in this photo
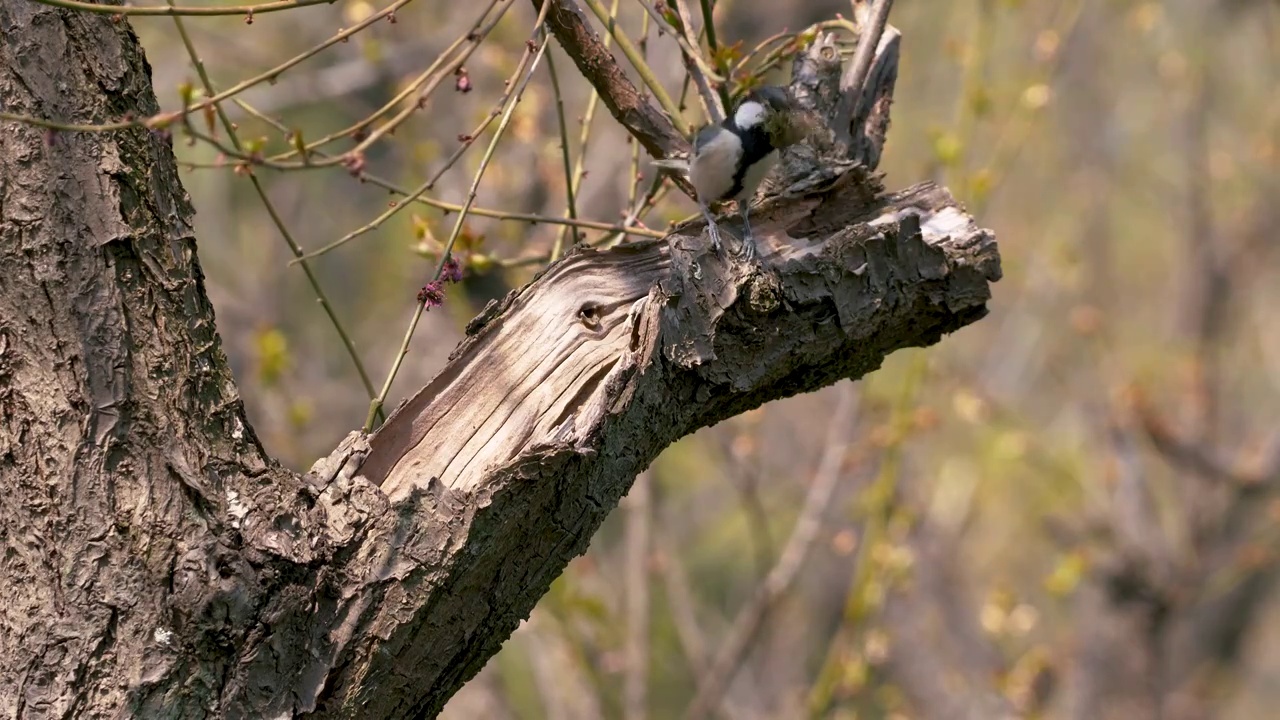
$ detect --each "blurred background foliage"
[125,0,1280,716]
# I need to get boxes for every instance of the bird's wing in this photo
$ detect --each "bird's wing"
[650,157,690,173]
[693,124,723,155]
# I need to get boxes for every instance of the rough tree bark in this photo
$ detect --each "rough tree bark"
[0,3,999,718]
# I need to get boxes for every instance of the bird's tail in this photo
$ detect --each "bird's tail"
[650,157,690,173]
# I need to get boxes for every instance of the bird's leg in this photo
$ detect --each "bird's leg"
[737,202,757,261]
[699,201,723,254]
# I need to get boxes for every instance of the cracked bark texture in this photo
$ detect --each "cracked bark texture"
[0,4,999,719]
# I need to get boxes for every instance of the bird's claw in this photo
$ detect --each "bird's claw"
[707,222,723,255]
[736,206,758,262]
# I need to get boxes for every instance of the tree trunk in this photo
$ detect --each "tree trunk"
[0,5,999,718]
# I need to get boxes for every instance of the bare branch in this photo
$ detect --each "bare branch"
[31,0,335,17]
[534,0,691,159]
[670,0,725,121]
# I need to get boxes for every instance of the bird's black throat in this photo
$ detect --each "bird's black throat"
[723,117,774,200]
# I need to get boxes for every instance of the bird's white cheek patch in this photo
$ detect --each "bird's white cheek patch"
[734,101,767,130]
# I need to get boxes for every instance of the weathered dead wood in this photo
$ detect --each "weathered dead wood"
[0,2,999,718]
[318,180,998,716]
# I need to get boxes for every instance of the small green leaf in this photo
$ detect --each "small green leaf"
[712,40,745,74]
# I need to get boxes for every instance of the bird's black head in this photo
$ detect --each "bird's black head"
[745,86,793,115]
[731,86,806,149]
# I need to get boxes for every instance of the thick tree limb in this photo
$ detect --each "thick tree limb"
[0,2,998,718]
[322,180,997,717]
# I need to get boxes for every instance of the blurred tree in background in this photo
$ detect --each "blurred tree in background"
[3,0,1278,717]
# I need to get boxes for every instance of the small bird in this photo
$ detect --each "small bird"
[655,86,806,260]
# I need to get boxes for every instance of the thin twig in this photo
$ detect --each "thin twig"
[34,0,334,16]
[623,174,670,228]
[636,0,723,123]
[684,383,861,720]
[0,0,416,135]
[290,16,549,264]
[738,20,858,86]
[233,100,664,242]
[696,0,727,107]
[207,0,509,172]
[364,11,552,431]
[551,0,625,259]
[194,37,490,173]
[678,0,727,119]
[267,0,509,163]
[633,0,723,87]
[591,174,670,251]
[166,3,383,420]
[626,139,646,215]
[546,51,582,254]
[621,7,655,234]
[497,177,670,269]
